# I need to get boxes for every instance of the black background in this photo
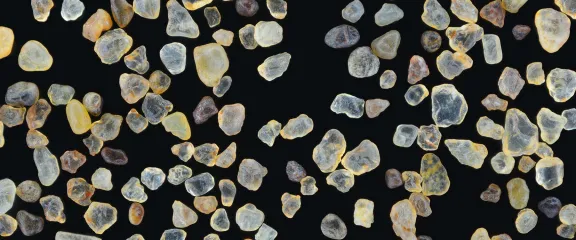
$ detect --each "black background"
[1,0,575,239]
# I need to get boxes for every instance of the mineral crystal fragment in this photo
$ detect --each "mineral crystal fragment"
[210,208,229,231]
[535,8,571,53]
[327,169,355,193]
[194,143,218,166]
[280,114,314,139]
[257,120,281,147]
[166,0,199,38]
[83,92,102,117]
[492,234,512,240]
[498,67,525,99]
[61,0,84,21]
[218,104,245,136]
[405,84,429,106]
[239,24,258,50]
[91,168,112,191]
[507,178,529,209]
[258,52,291,81]
[409,193,432,217]
[313,129,346,173]
[537,108,567,144]
[185,173,215,196]
[300,176,318,195]
[472,228,490,240]
[446,23,484,53]
[128,203,144,225]
[515,208,537,234]
[450,0,478,23]
[194,43,229,87]
[215,142,236,168]
[142,93,173,125]
[110,0,133,28]
[482,34,502,64]
[84,202,117,234]
[161,229,186,240]
[445,139,488,169]
[101,147,128,165]
[0,215,17,237]
[254,21,283,47]
[16,180,40,203]
[141,167,166,190]
[67,178,95,206]
[0,27,14,60]
[124,46,149,74]
[560,204,576,225]
[512,25,531,40]
[31,0,54,22]
[385,169,403,189]
[47,84,75,106]
[236,0,259,17]
[219,179,236,207]
[503,109,539,156]
[476,116,504,140]
[94,29,133,64]
[558,224,576,239]
[92,113,123,141]
[171,142,194,162]
[420,153,450,196]
[342,0,364,23]
[518,156,536,173]
[255,223,277,240]
[0,179,16,214]
[431,84,468,127]
[390,199,417,240]
[563,108,576,130]
[480,183,501,203]
[172,201,197,228]
[33,147,60,186]
[380,70,397,89]
[193,96,218,124]
[160,42,186,75]
[133,0,160,19]
[204,234,219,240]
[491,152,515,174]
[421,30,442,53]
[6,81,39,107]
[39,195,66,223]
[556,0,576,18]
[402,171,423,193]
[194,196,219,214]
[121,178,148,202]
[286,161,306,182]
[162,112,191,140]
[348,46,379,78]
[422,0,450,30]
[436,50,473,80]
[0,123,4,148]
[539,197,562,218]
[354,199,374,227]
[547,68,576,102]
[502,0,527,13]
[126,109,148,133]
[535,157,564,190]
[417,124,441,151]
[281,193,301,218]
[331,94,365,118]
[26,99,51,129]
[482,94,508,111]
[321,214,347,240]
[407,56,429,84]
[375,3,404,27]
[213,29,233,47]
[266,0,287,19]
[0,105,25,128]
[167,165,192,185]
[365,99,389,118]
[236,203,264,231]
[26,130,48,149]
[238,159,268,191]
[83,134,103,156]
[182,0,212,10]
[538,142,555,158]
[480,0,505,28]
[393,125,418,147]
[342,140,380,175]
[19,40,53,71]
[204,7,221,28]
[525,62,545,85]
[17,210,44,236]
[83,9,113,42]
[60,150,86,173]
[212,76,231,98]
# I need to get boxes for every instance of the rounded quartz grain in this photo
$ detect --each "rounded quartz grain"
[218,104,245,136]
[417,124,442,151]
[515,208,538,234]
[557,224,576,239]
[94,28,133,64]
[204,7,221,28]
[266,0,287,19]
[16,180,41,203]
[431,84,468,128]
[141,167,166,191]
[518,156,536,173]
[238,159,268,191]
[324,25,360,49]
[482,94,508,111]
[5,82,39,107]
[185,173,215,196]
[83,92,102,117]
[171,142,195,162]
[18,40,53,72]
[300,176,318,196]
[420,153,450,196]
[313,129,346,173]
[255,223,277,240]
[124,46,149,74]
[129,203,145,225]
[121,177,148,203]
[110,0,133,28]
[330,93,365,118]
[162,112,191,140]
[26,129,49,149]
[421,30,442,53]
[547,68,576,103]
[535,8,571,53]
[215,142,236,168]
[219,179,236,207]
[471,228,490,240]
[83,134,104,156]
[450,0,478,23]
[1,104,27,128]
[535,157,564,190]
[91,113,123,141]
[236,0,259,17]
[503,108,538,157]
[480,183,501,203]
[421,0,450,30]
[498,67,525,100]
[326,169,355,193]
[342,140,380,175]
[365,98,389,118]
[149,70,171,94]
[526,62,545,85]
[482,34,502,64]
[321,213,347,240]
[126,108,148,133]
[60,150,86,174]
[480,0,505,28]
[405,84,429,106]
[142,93,173,125]
[212,29,233,46]
[235,203,264,231]
[348,46,379,78]
[133,0,160,19]
[407,55,429,84]
[26,99,51,129]
[39,195,66,223]
[239,24,258,50]
[512,25,531,40]
[385,169,403,189]
[354,199,374,227]
[280,114,314,140]
[194,143,219,167]
[537,108,567,144]
[447,138,488,169]
[33,147,60,186]
[210,208,230,232]
[193,96,218,124]
[380,70,397,89]
[17,210,44,236]
[194,43,230,87]
[371,30,400,60]
[168,165,193,185]
[476,116,504,140]
[213,76,231,97]
[342,0,364,23]
[258,120,281,147]
[436,50,473,80]
[194,196,218,214]
[160,42,187,75]
[281,193,301,218]
[507,178,530,210]
[375,3,404,27]
[560,204,576,225]
[83,202,117,234]
[254,21,283,48]
[403,171,423,193]
[390,199,417,240]
[409,193,432,217]
[161,229,186,240]
[66,99,92,135]
[563,108,576,130]
[166,0,199,38]
[258,52,291,81]
[491,152,515,174]
[286,161,306,182]
[82,9,113,42]
[91,168,113,191]
[535,143,554,158]
[67,178,95,206]
[172,200,197,228]
[0,179,16,214]
[101,147,128,165]
[0,214,17,236]
[538,196,562,218]
[0,27,14,60]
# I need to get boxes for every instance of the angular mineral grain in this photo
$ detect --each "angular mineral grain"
[537,108,567,144]
[67,178,95,206]
[365,99,389,118]
[133,0,160,19]
[124,46,149,74]
[281,193,301,218]
[91,168,113,191]
[142,93,173,125]
[407,55,429,84]
[258,52,291,81]
[482,34,502,64]
[405,84,429,106]
[354,199,374,227]
[212,29,233,46]
[331,94,365,118]
[83,92,102,117]
[236,0,259,17]
[342,140,380,175]
[83,9,113,42]
[110,0,133,28]
[172,200,198,228]
[166,0,199,38]
[266,0,287,19]
[480,0,505,28]
[126,108,148,133]
[547,68,576,102]
[91,113,123,141]
[6,81,39,107]
[0,27,14,60]
[421,0,450,30]
[481,94,508,111]
[16,180,41,203]
[194,143,218,166]
[167,165,192,185]
[450,0,478,23]
[94,29,133,64]
[503,108,538,156]
[239,24,258,50]
[431,84,468,127]
[121,177,148,203]
[436,50,473,80]
[446,23,484,53]
[300,176,318,196]
[445,139,488,169]
[26,99,51,129]
[33,147,60,186]
[185,173,215,196]
[480,183,501,203]
[390,199,417,240]
[512,25,531,40]
[313,129,346,173]
[535,157,564,190]
[403,171,423,193]
[238,159,268,191]
[254,21,283,47]
[526,62,545,85]
[280,114,314,139]
[417,124,442,151]
[235,203,264,231]
[393,124,418,147]
[39,195,66,223]
[327,169,355,193]
[141,167,166,190]
[162,112,191,140]
[83,202,117,234]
